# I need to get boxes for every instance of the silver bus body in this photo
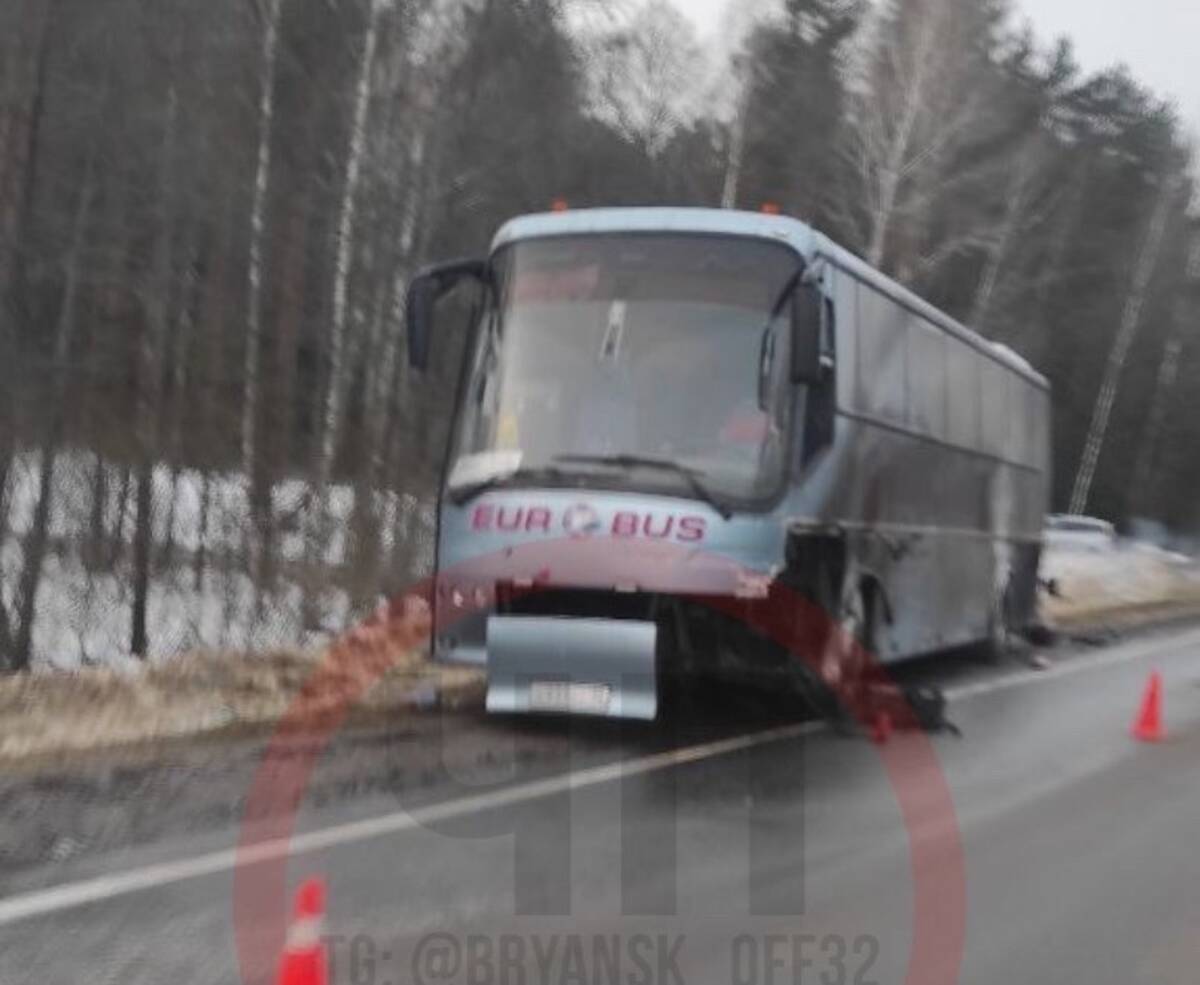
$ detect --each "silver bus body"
[420,208,1052,719]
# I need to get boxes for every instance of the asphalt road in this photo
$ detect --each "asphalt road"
[3,624,1200,985]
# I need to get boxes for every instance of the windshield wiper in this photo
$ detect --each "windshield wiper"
[554,454,734,520]
[447,466,576,506]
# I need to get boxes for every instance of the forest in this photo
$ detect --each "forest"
[0,0,1197,671]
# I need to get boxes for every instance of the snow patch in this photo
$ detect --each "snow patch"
[2,452,435,670]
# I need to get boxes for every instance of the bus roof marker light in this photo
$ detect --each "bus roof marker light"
[761,202,781,215]
[551,199,570,213]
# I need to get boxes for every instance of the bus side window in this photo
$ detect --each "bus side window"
[857,286,906,422]
[946,338,980,449]
[1007,376,1027,466]
[908,314,946,440]
[834,270,857,409]
[1031,387,1050,470]
[1020,378,1046,470]
[980,357,1008,458]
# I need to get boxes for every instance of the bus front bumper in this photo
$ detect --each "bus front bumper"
[484,616,658,721]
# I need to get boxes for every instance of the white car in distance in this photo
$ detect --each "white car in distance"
[1045,514,1117,553]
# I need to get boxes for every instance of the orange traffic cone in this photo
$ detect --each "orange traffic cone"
[1132,672,1166,743]
[277,878,327,985]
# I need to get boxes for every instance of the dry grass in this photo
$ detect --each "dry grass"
[0,596,481,762]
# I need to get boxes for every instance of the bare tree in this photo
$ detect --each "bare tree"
[1069,173,1182,515]
[13,148,98,669]
[836,0,992,279]
[0,0,58,661]
[967,132,1058,330]
[302,0,385,622]
[587,0,705,157]
[1,0,1196,673]
[241,0,284,550]
[1129,222,1200,516]
[721,62,749,210]
[131,78,181,658]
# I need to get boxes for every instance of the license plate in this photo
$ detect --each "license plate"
[529,682,613,715]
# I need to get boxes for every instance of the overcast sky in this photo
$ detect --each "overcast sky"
[678,0,1200,141]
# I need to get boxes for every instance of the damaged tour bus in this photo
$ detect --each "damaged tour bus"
[407,208,1051,720]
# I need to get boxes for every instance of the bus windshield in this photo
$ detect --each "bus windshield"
[449,234,803,504]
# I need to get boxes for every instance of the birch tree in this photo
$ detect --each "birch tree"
[1,0,1198,672]
[241,0,284,564]
[588,0,704,157]
[966,133,1059,331]
[12,148,98,669]
[1069,173,1183,515]
[131,75,182,658]
[0,0,58,655]
[836,0,997,279]
[302,0,385,621]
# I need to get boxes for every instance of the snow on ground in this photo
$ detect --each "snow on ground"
[2,451,436,671]
[5,445,1200,760]
[1041,541,1200,629]
[2,519,1198,761]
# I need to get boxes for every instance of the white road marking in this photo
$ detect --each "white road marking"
[0,721,820,928]
[946,626,1200,702]
[3,623,1197,929]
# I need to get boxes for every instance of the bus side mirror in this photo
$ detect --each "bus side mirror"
[407,276,438,372]
[406,259,489,372]
[791,286,823,386]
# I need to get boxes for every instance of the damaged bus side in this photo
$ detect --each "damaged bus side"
[407,208,1051,720]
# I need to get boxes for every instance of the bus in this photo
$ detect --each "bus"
[407,208,1052,720]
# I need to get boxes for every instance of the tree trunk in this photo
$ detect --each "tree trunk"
[241,0,284,577]
[865,38,934,269]
[130,85,179,659]
[721,94,747,210]
[1069,175,1180,515]
[129,467,155,658]
[85,452,108,571]
[969,139,1040,332]
[302,0,384,624]
[1024,157,1089,366]
[161,226,200,569]
[1129,330,1184,519]
[11,150,97,669]
[0,0,56,665]
[0,0,54,307]
[110,466,132,571]
[194,471,212,593]
[194,187,236,592]
[380,119,433,581]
